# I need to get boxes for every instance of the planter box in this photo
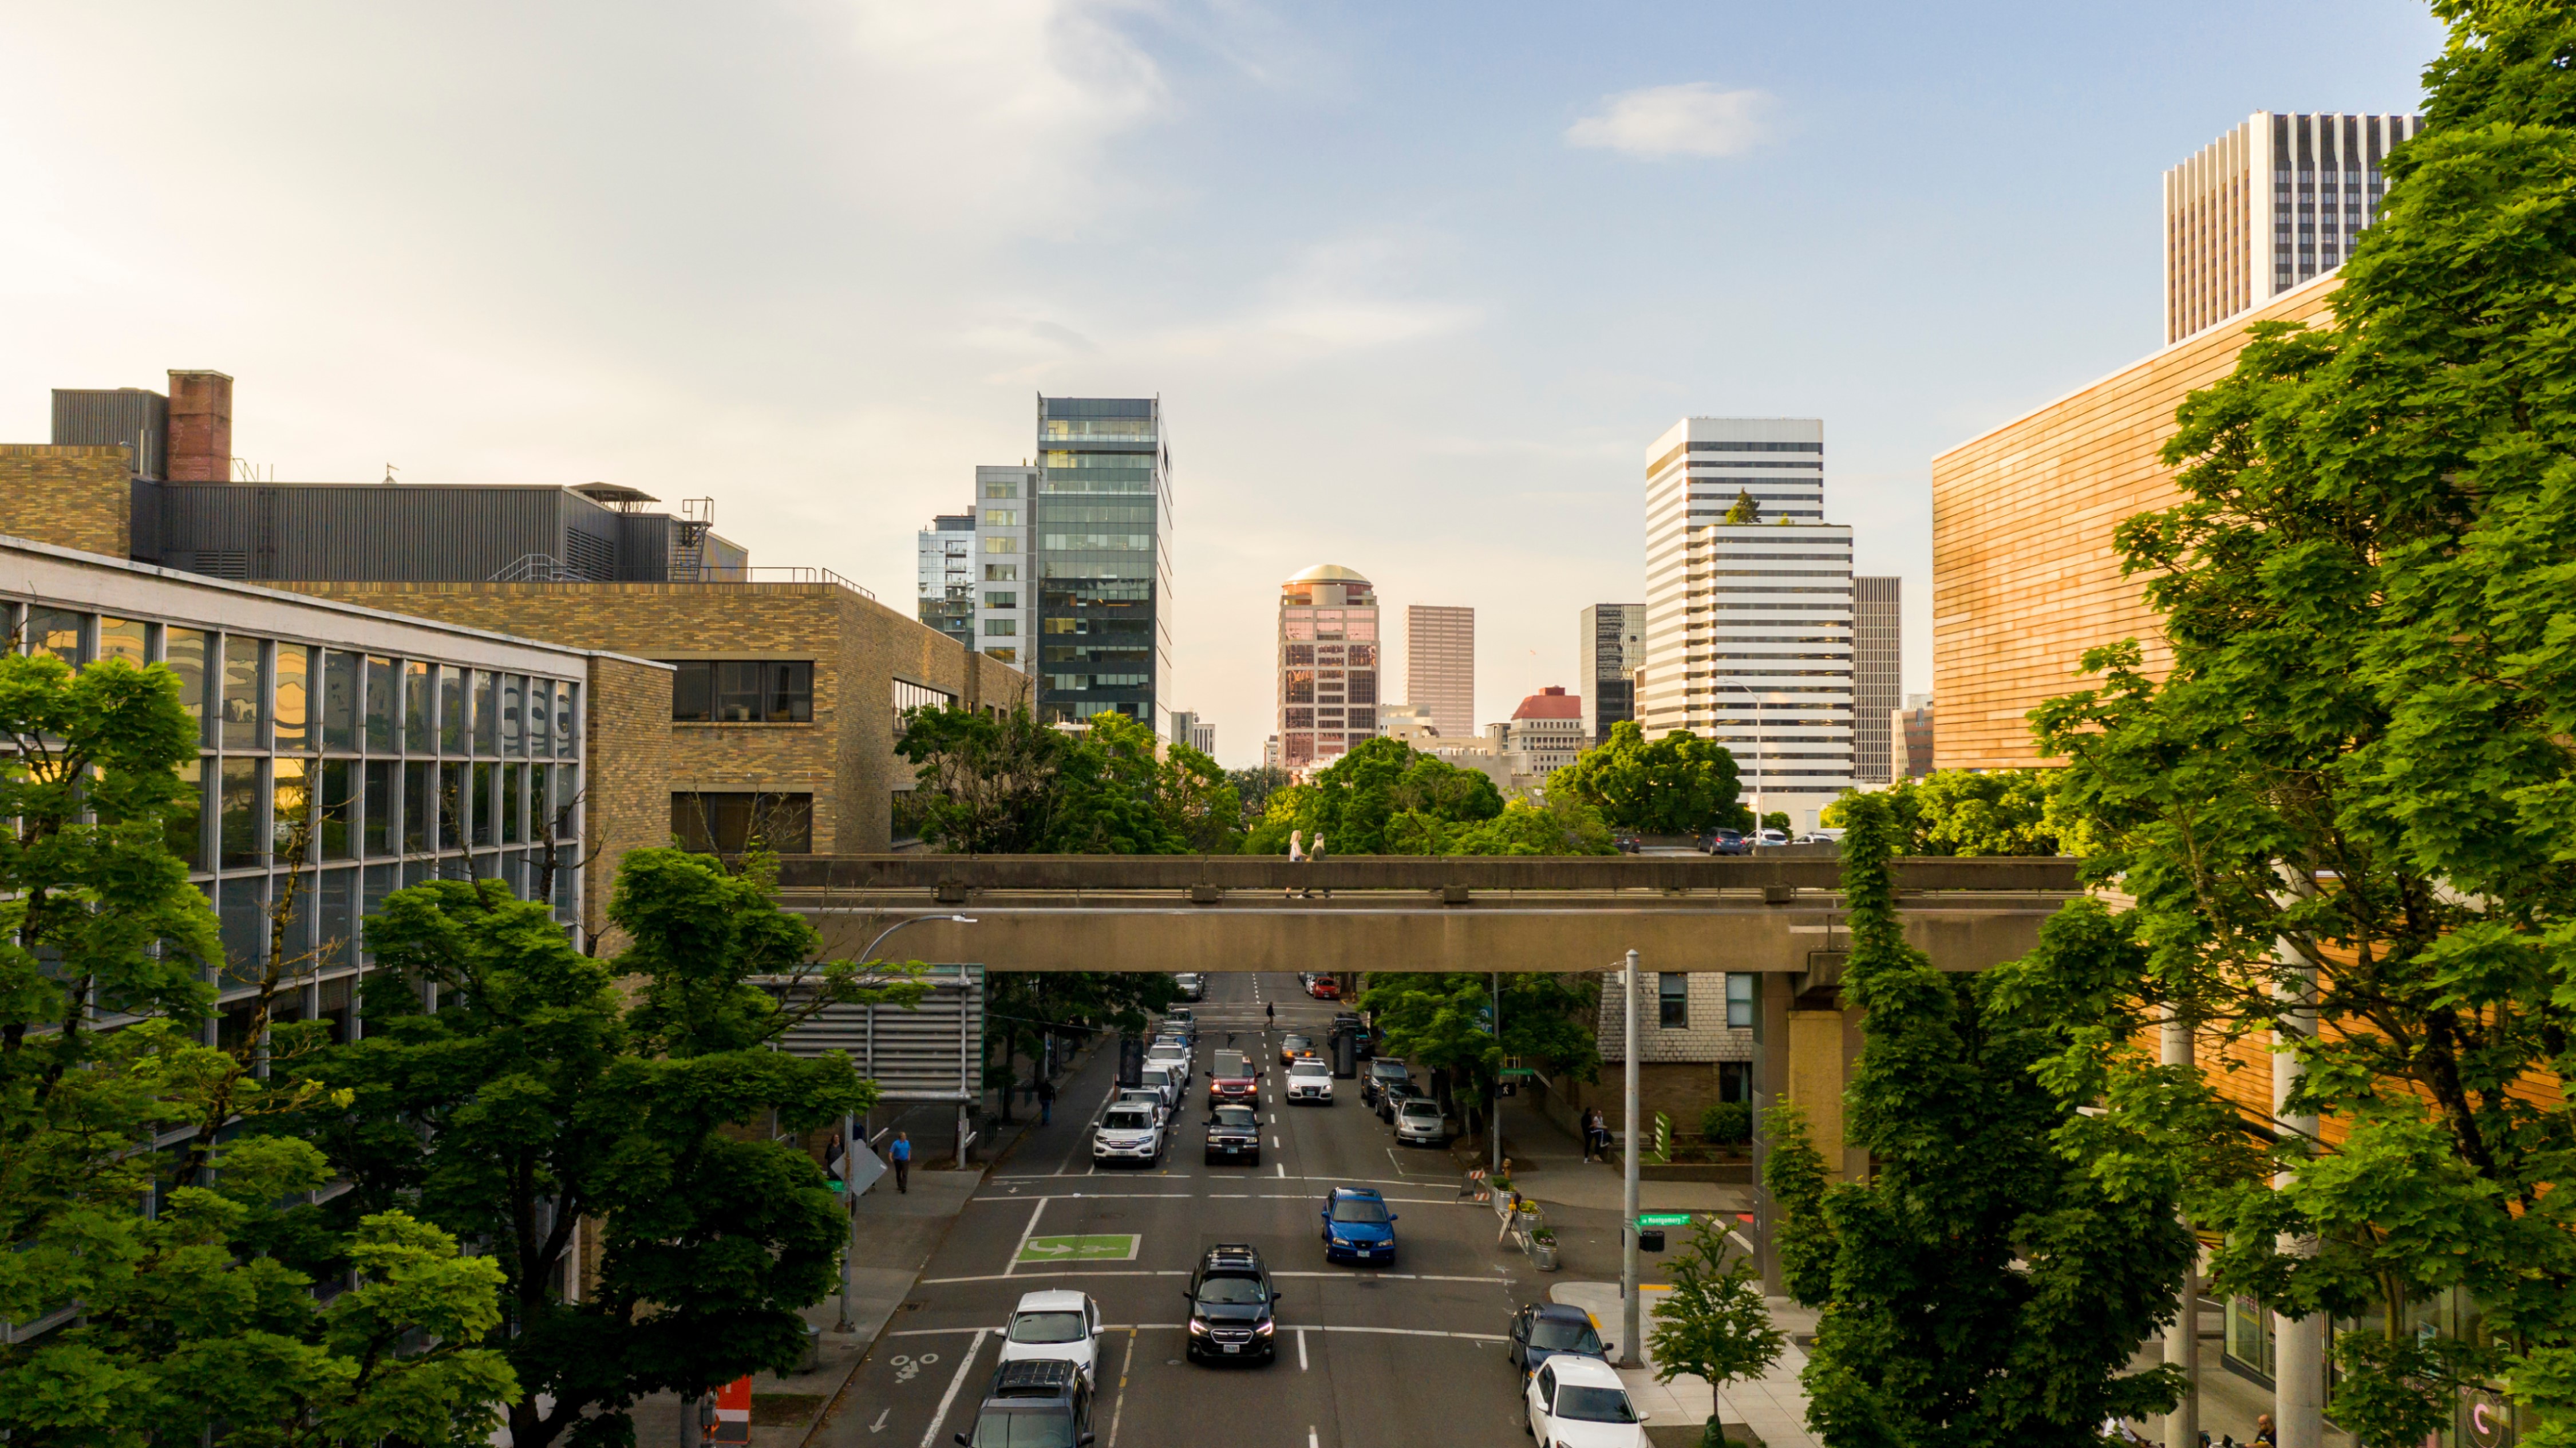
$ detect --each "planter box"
[1611,1156,1753,1183]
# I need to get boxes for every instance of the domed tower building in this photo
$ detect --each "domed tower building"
[1276,565,1380,773]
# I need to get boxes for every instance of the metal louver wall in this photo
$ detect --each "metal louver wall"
[775,964,983,1103]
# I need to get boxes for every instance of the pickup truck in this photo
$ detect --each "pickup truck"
[1207,1049,1258,1107]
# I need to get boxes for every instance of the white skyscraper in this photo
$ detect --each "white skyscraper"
[971,464,1037,669]
[1638,417,1854,829]
[2165,112,2421,345]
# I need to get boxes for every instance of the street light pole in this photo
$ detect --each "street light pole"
[1491,971,1503,1182]
[1619,949,1642,1369]
[836,912,975,1333]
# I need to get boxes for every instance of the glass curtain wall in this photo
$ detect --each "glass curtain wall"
[1034,395,1170,728]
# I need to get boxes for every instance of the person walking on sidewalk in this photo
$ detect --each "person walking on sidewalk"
[1037,1076,1056,1125]
[890,1131,911,1194]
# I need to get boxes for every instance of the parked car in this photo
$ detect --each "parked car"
[1092,1103,1164,1167]
[1279,1033,1315,1067]
[955,1359,1093,1448]
[1507,1302,1607,1379]
[1375,1078,1427,1125]
[1203,1103,1261,1166]
[1182,1244,1280,1366]
[1111,1087,1170,1128]
[1174,973,1205,1001]
[1140,1064,1185,1114]
[1753,828,1790,847]
[1701,827,1749,856]
[1306,975,1340,1000]
[1144,1045,1192,1092]
[1611,830,1641,854]
[1523,1355,1647,1446]
[1362,1057,1410,1108]
[1318,1187,1397,1265]
[1285,1058,1333,1105]
[1393,1095,1455,1147]
[1207,1049,1258,1107]
[997,1289,1103,1386]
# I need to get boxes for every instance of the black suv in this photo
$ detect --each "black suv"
[1204,1103,1261,1166]
[1182,1244,1281,1365]
[954,1358,1093,1447]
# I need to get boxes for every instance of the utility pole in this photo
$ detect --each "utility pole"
[2162,1008,2198,1448]
[1491,971,1503,1182]
[836,1110,860,1332]
[1619,949,1642,1368]
[2273,952,2324,1448]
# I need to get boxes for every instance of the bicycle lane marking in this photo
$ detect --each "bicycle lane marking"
[916,1327,988,1448]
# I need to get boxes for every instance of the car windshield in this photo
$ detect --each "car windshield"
[1554,1386,1641,1423]
[1117,1090,1159,1106]
[970,1408,1077,1448]
[1290,1060,1328,1075]
[1214,1052,1247,1076]
[1372,1062,1406,1077]
[1212,1107,1257,1127]
[1530,1319,1602,1352]
[1400,1101,1440,1118]
[1329,1198,1389,1224]
[1103,1110,1153,1130]
[1196,1275,1267,1304]
[1283,1036,1310,1051]
[1009,1311,1087,1344]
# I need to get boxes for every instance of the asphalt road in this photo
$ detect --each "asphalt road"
[816,972,1543,1448]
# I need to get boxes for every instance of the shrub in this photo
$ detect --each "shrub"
[1700,1100,1752,1146]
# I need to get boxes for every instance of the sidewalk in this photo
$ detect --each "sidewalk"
[1551,1279,1819,1448]
[1495,1095,1752,1216]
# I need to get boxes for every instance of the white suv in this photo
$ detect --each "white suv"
[1092,1103,1164,1166]
[1285,1058,1333,1105]
[998,1289,1103,1386]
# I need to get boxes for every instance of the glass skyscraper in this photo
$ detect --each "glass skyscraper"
[1033,396,1170,728]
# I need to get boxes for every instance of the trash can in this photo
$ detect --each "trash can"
[1330,1029,1358,1079]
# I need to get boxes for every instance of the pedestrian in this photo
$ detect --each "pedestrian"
[1265,1000,1275,1028]
[1287,830,1308,897]
[890,1130,911,1194]
[1310,832,1329,897]
[2251,1414,2276,1447]
[1037,1076,1056,1125]
[1579,1107,1598,1162]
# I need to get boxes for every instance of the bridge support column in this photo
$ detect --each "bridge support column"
[1752,970,1792,1293]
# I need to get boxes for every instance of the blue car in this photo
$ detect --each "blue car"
[1319,1187,1398,1265]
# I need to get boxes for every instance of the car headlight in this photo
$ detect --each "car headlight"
[1255,1319,1274,1336]
[1188,1317,1210,1335]
[1329,1235,1350,1247]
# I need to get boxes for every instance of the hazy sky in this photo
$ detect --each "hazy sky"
[1,1,2441,766]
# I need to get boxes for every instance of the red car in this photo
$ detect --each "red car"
[1208,1049,1259,1106]
[1307,976,1341,1000]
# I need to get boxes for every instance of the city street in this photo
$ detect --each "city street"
[816,972,1544,1448]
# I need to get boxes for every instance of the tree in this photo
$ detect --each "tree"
[1760,793,2192,1446]
[1244,737,1504,855]
[280,850,908,1448]
[1551,720,1747,835]
[2020,4,2576,1434]
[894,704,1069,853]
[1227,764,1294,824]
[1724,488,1760,524]
[1444,793,1618,856]
[1647,1223,1784,1446]
[1355,972,1599,1142]
[0,650,516,1445]
[1819,769,2064,854]
[896,706,1239,856]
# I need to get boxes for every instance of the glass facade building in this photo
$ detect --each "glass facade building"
[1033,396,1170,728]
[1276,565,1380,771]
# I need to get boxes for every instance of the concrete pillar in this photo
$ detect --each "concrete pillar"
[2273,953,2324,1448]
[1752,969,1792,1293]
[1785,1009,1848,1181]
[2162,1009,2199,1448]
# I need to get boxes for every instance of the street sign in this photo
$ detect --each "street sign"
[1636,1212,1693,1228]
[1497,1067,1536,1078]
[1016,1233,1141,1264]
[839,1138,886,1198]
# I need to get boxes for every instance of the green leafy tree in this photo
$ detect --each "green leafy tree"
[1647,1223,1784,1446]
[280,851,908,1448]
[896,706,1237,855]
[1819,769,2063,854]
[1244,737,1504,854]
[1551,721,1748,835]
[1724,488,1760,524]
[1356,972,1599,1141]
[1761,794,2192,1446]
[1444,793,1618,855]
[894,704,1069,852]
[1759,810,1789,834]
[1227,764,1294,824]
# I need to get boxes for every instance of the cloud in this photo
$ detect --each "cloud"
[1566,82,1771,158]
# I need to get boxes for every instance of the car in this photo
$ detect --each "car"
[1507,1303,1608,1379]
[1144,1046,1192,1092]
[1753,827,1790,847]
[1306,976,1340,1000]
[955,1358,1094,1448]
[1362,1057,1409,1108]
[1285,1058,1333,1105]
[997,1289,1103,1386]
[1394,1095,1454,1147]
[1524,1355,1647,1446]
[1182,1244,1279,1365]
[1701,827,1749,857]
[1111,1087,1170,1127]
[1091,1102,1164,1166]
[1203,1103,1262,1166]
[1279,1033,1316,1067]
[1207,1049,1258,1107]
[1138,1064,1184,1114]
[1376,1079,1427,1125]
[1174,974,1205,1001]
[1318,1187,1397,1265]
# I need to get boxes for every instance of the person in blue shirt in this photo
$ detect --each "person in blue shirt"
[890,1131,911,1194]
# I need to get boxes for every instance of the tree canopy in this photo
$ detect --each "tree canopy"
[1356,970,1600,1138]
[1550,720,1747,835]
[1244,736,1504,854]
[896,705,1240,855]
[1820,768,2066,855]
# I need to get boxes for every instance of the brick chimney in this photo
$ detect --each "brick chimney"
[165,370,233,482]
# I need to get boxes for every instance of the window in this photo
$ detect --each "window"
[985,564,1018,581]
[222,636,264,749]
[985,591,1018,609]
[983,619,1017,636]
[528,679,554,758]
[169,759,204,869]
[97,616,146,666]
[404,762,431,854]
[473,671,499,754]
[671,791,813,854]
[24,606,85,662]
[984,478,1021,499]
[981,509,1019,527]
[274,644,311,751]
[1726,973,1755,1028]
[503,764,524,845]
[220,759,262,869]
[983,647,1017,663]
[165,628,210,742]
[364,760,395,857]
[667,660,814,723]
[1658,972,1689,1029]
[983,535,1018,554]
[322,651,360,751]
[501,674,526,756]
[318,759,355,861]
[437,665,465,755]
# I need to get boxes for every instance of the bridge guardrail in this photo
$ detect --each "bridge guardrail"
[771,854,2079,894]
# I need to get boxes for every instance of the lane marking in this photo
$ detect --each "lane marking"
[917,1327,987,1448]
[1004,1197,1048,1276]
[1272,1136,1281,1150]
[1309,1430,1319,1448]
[980,1175,1438,1195]
[1297,1327,1309,1371]
[1275,1162,1286,1178]
[1105,1327,1135,1448]
[870,1407,889,1434]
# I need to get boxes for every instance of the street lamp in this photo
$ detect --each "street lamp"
[836,912,976,1332]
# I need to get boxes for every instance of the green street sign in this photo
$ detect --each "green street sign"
[1636,1213,1693,1228]
[1497,1068,1537,1078]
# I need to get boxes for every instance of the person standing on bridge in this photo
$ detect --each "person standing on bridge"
[890,1131,911,1194]
[1287,830,1308,898]
[1310,832,1330,898]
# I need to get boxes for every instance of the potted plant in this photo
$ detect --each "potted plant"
[1527,1226,1559,1271]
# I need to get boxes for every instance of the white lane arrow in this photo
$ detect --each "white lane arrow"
[870,1408,891,1434]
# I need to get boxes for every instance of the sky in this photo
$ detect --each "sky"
[0,1,2443,767]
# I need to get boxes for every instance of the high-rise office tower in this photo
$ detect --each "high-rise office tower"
[1406,605,1475,743]
[1639,417,1853,828]
[916,512,975,651]
[972,465,1037,669]
[1033,396,1171,728]
[1852,576,1901,784]
[1277,565,1381,771]
[1579,603,1645,743]
[2165,112,2421,344]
